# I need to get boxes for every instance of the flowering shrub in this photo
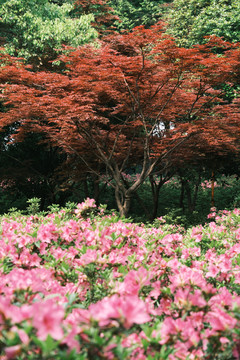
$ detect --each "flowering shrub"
[1,199,240,359]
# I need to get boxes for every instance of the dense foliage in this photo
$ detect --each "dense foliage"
[0,0,239,221]
[167,0,240,46]
[0,3,240,359]
[1,200,240,358]
[0,26,239,217]
[109,0,172,30]
[0,0,97,67]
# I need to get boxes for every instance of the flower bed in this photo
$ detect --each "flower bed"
[0,200,240,359]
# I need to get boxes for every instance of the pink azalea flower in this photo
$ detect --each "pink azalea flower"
[219,257,232,273]
[17,235,32,248]
[122,333,142,347]
[220,336,230,345]
[119,296,151,329]
[189,311,204,330]
[205,248,216,260]
[37,222,59,243]
[61,327,81,352]
[158,297,173,316]
[117,267,151,296]
[174,288,190,308]
[181,248,190,260]
[182,322,200,347]
[75,198,96,217]
[208,287,233,308]
[10,327,29,345]
[206,264,219,278]
[89,294,151,328]
[170,267,207,291]
[0,296,12,322]
[39,242,48,255]
[66,308,90,325]
[160,317,186,344]
[206,307,237,332]
[17,249,41,268]
[8,303,32,324]
[103,343,118,360]
[32,299,64,340]
[149,280,161,299]
[60,222,79,243]
[4,345,22,359]
[233,272,240,284]
[78,249,98,265]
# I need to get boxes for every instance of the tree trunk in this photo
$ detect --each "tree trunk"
[133,191,150,220]
[114,186,131,218]
[149,173,173,221]
[179,179,185,211]
[193,173,201,210]
[211,170,215,208]
[83,178,89,198]
[149,175,162,221]
[183,174,201,214]
[93,175,100,206]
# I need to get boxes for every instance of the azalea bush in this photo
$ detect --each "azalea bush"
[1,199,240,359]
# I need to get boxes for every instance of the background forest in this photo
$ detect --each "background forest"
[0,0,239,225]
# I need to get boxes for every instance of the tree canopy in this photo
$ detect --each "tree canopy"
[0,0,98,67]
[109,0,172,30]
[167,0,240,46]
[0,26,239,216]
[0,0,239,217]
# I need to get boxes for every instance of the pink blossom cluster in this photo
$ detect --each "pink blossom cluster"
[74,197,96,217]
[1,200,240,358]
[201,180,219,190]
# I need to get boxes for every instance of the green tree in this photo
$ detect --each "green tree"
[109,0,172,30]
[0,0,98,68]
[166,0,240,46]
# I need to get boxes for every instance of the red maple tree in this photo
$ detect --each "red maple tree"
[0,26,239,216]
